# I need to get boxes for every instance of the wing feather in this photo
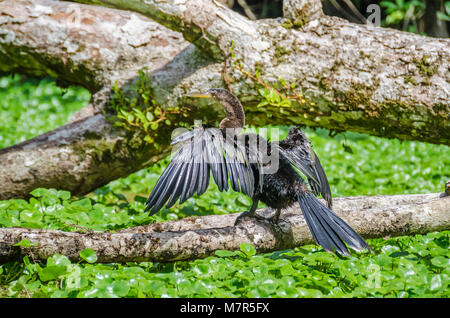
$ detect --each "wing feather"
[277,127,332,208]
[148,161,185,214]
[145,126,262,215]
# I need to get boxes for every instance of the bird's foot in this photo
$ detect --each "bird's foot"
[263,214,284,234]
[234,210,266,226]
[266,214,280,225]
[234,209,282,227]
[266,208,281,225]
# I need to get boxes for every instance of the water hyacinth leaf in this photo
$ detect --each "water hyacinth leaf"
[429,275,442,291]
[80,248,98,263]
[38,265,68,282]
[57,190,71,200]
[431,256,449,268]
[215,250,236,257]
[47,254,71,267]
[112,281,131,297]
[240,243,256,257]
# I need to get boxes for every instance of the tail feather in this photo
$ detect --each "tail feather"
[298,192,371,256]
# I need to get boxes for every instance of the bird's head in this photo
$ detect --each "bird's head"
[186,88,245,130]
[186,88,232,104]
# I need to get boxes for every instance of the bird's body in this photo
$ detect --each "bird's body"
[145,88,371,256]
[256,155,303,210]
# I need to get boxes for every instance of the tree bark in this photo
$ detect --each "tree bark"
[0,193,448,263]
[424,0,449,38]
[0,0,449,199]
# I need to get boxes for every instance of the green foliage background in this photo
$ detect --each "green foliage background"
[0,75,448,298]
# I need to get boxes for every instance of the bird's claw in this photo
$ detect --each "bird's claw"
[234,210,282,227]
[234,210,266,226]
[267,214,280,225]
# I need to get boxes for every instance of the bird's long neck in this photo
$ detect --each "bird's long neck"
[219,94,245,132]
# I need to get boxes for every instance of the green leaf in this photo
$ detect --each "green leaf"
[258,88,267,97]
[430,274,442,291]
[30,188,48,198]
[38,265,68,282]
[134,109,146,123]
[57,190,71,200]
[146,111,154,121]
[240,243,256,257]
[381,244,400,254]
[279,99,291,107]
[126,113,135,123]
[257,100,269,107]
[80,248,98,263]
[431,256,449,268]
[280,264,296,276]
[65,265,82,289]
[380,1,399,11]
[13,239,39,248]
[386,11,405,24]
[437,11,450,22]
[296,287,323,298]
[268,89,280,103]
[215,250,236,257]
[47,254,71,267]
[112,280,130,297]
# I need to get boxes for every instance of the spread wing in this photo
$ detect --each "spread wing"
[145,127,262,215]
[275,127,332,208]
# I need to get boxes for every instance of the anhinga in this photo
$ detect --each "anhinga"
[145,88,371,256]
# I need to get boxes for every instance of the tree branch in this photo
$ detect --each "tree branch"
[0,193,448,263]
[0,0,448,199]
[72,0,257,60]
[0,0,191,91]
[69,0,450,145]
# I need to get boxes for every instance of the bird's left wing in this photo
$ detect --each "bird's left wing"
[275,127,332,208]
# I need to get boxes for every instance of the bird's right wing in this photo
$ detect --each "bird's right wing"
[145,127,260,215]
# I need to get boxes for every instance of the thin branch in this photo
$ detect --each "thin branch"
[236,0,257,20]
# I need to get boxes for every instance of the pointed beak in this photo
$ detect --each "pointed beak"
[185,92,213,99]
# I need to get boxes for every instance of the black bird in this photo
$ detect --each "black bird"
[145,88,371,256]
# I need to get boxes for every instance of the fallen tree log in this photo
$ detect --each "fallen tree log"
[0,0,449,200]
[1,193,448,263]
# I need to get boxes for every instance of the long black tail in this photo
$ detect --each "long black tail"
[298,192,372,256]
